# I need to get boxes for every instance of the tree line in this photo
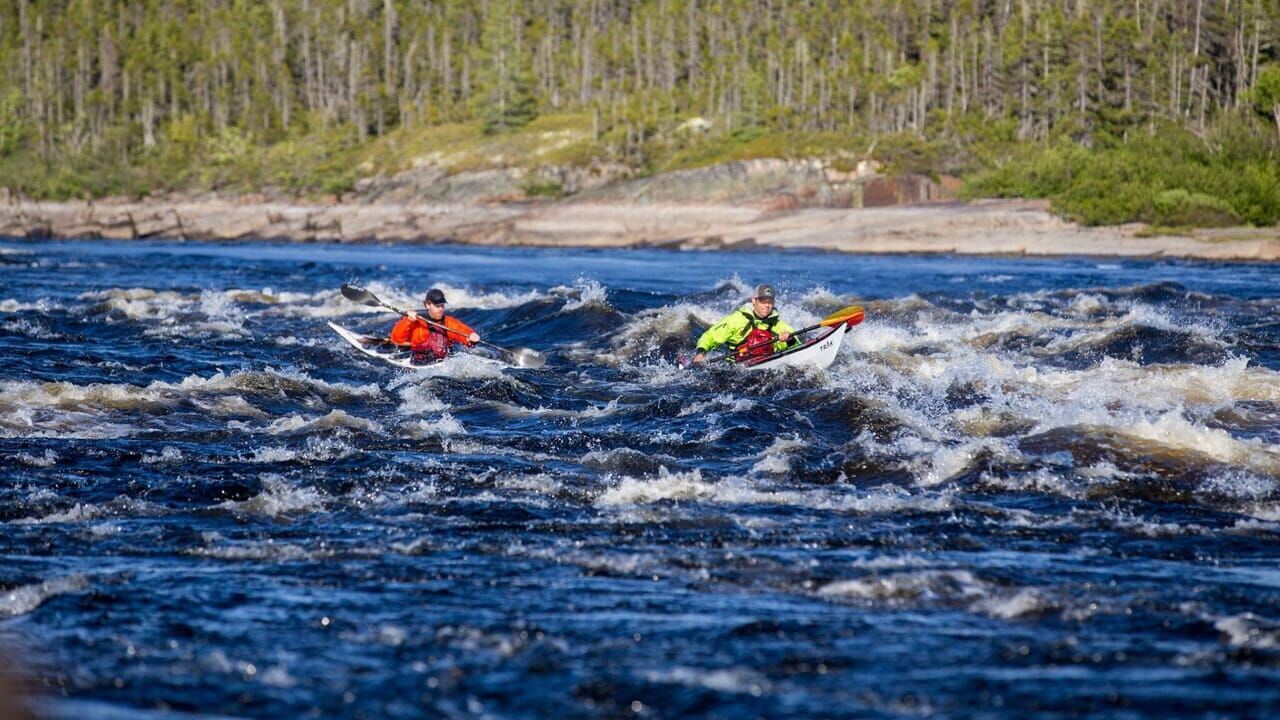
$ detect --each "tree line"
[1,0,1278,212]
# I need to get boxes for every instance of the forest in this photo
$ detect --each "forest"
[2,0,1279,227]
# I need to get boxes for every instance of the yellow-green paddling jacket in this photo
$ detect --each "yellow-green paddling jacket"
[696,305,797,354]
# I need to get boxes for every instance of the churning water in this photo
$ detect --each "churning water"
[2,239,1279,718]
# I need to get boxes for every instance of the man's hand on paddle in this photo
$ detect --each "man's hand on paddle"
[692,352,706,364]
[778,331,791,343]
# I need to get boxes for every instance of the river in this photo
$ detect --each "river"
[2,239,1279,718]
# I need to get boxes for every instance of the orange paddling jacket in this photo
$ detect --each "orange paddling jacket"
[390,315,476,351]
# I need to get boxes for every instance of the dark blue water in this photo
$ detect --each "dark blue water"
[2,239,1279,719]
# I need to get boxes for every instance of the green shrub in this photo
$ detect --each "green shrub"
[521,178,564,198]
[874,132,942,177]
[1149,189,1240,227]
[962,121,1280,227]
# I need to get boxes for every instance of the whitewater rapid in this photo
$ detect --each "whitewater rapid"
[2,239,1278,718]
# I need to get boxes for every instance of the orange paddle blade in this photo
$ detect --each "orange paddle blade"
[819,305,865,328]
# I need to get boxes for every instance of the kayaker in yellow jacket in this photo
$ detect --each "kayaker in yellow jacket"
[692,284,798,363]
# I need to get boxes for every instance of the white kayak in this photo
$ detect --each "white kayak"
[327,322,503,369]
[735,322,850,372]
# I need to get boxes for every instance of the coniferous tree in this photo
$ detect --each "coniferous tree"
[0,0,1277,201]
[477,0,537,134]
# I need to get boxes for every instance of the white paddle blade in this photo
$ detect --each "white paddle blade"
[512,349,546,369]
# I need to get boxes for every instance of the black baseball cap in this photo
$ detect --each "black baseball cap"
[753,284,776,301]
[424,288,447,305]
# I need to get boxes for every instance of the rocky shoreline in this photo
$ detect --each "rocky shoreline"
[1,158,1276,260]
[3,195,1277,261]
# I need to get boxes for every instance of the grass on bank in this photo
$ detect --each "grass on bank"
[2,109,1278,230]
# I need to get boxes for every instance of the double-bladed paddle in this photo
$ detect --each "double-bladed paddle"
[700,304,865,364]
[339,284,547,369]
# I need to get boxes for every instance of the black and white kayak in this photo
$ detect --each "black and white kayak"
[328,321,503,370]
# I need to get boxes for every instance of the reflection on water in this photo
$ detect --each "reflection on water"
[0,648,33,720]
[2,239,1279,718]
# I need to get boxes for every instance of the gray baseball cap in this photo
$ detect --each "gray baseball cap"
[753,284,776,300]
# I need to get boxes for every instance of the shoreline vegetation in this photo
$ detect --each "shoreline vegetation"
[2,2,1278,259]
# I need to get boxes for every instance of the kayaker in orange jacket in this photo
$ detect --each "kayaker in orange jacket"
[389,288,481,363]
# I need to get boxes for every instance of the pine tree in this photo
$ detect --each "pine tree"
[477,0,537,134]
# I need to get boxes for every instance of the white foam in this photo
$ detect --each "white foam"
[913,438,1016,487]
[13,502,104,525]
[600,302,721,367]
[218,476,326,516]
[1082,506,1207,537]
[495,473,563,495]
[817,569,989,602]
[246,435,356,463]
[1228,517,1280,534]
[513,544,660,576]
[0,371,379,424]
[1215,613,1280,649]
[84,287,190,321]
[190,540,314,561]
[387,352,511,380]
[15,449,58,467]
[593,468,958,514]
[142,446,184,464]
[1121,411,1280,477]
[0,575,89,617]
[396,383,449,415]
[554,278,610,311]
[247,446,301,463]
[264,409,382,436]
[678,394,756,417]
[1067,293,1107,315]
[286,281,541,317]
[88,523,123,537]
[192,395,270,418]
[1202,470,1278,501]
[797,285,853,308]
[644,666,769,695]
[400,413,467,438]
[0,298,48,313]
[1,317,60,339]
[0,378,178,413]
[597,468,753,506]
[826,486,957,515]
[974,588,1054,619]
[711,274,753,298]
[505,397,623,421]
[1239,503,1280,521]
[846,323,917,354]
[749,435,806,475]
[425,283,543,310]
[174,369,382,402]
[979,467,1077,498]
